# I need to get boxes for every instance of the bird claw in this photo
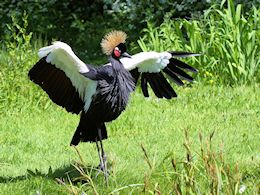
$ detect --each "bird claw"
[95,162,110,187]
[94,154,109,186]
[95,163,110,178]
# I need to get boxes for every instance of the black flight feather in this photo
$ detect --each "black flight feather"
[163,68,184,86]
[28,57,84,114]
[141,72,177,99]
[141,74,149,97]
[129,68,140,85]
[149,73,172,99]
[149,74,168,98]
[166,64,194,82]
[146,74,163,98]
[170,58,198,73]
[169,51,201,58]
[157,72,177,98]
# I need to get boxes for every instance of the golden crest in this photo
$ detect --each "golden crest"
[101,31,127,55]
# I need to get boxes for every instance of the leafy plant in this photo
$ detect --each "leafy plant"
[0,13,48,113]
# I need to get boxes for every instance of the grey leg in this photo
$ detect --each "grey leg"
[95,138,104,171]
[97,127,108,186]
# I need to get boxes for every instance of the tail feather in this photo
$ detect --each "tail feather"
[70,113,107,146]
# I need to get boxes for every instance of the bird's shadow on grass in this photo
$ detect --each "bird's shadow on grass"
[0,163,100,185]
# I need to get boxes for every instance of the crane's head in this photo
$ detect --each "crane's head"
[101,30,131,59]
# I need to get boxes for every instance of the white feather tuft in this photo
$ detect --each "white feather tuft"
[121,51,171,73]
[38,45,54,58]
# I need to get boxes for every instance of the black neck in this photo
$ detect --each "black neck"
[109,56,123,72]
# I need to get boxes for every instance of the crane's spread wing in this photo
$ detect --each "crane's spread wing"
[28,41,98,113]
[121,51,200,99]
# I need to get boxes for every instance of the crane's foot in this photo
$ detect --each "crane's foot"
[97,154,109,172]
[95,153,109,186]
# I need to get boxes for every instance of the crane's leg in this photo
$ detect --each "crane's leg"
[95,127,108,186]
[99,134,108,179]
[95,138,104,171]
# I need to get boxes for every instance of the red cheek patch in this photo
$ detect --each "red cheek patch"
[114,49,121,57]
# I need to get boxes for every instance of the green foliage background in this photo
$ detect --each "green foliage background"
[1,0,259,62]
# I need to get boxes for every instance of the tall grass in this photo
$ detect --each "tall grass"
[138,0,260,85]
[0,13,48,113]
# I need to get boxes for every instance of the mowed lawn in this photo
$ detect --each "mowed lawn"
[0,85,259,194]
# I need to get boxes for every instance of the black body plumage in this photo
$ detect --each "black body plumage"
[88,57,135,122]
[70,57,135,145]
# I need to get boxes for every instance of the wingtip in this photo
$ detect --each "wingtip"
[192,68,199,73]
[38,46,51,58]
[169,51,202,58]
[168,58,199,74]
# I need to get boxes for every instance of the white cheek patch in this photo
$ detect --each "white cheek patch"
[114,47,121,57]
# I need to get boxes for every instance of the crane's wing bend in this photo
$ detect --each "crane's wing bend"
[121,51,200,99]
[28,41,98,114]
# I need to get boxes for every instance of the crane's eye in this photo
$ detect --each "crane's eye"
[114,47,121,57]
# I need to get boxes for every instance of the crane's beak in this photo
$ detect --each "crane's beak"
[121,52,132,58]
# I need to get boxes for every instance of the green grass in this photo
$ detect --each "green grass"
[0,85,259,194]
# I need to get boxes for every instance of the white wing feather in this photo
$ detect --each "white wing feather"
[38,41,97,112]
[121,51,172,72]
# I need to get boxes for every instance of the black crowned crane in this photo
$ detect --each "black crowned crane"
[28,31,200,183]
